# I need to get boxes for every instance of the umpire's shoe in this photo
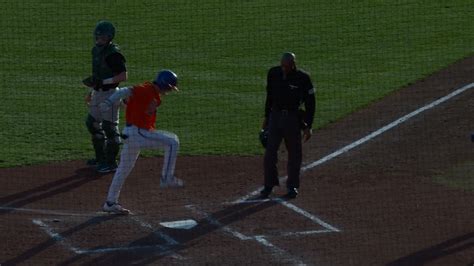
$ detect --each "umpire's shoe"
[260,186,273,198]
[286,187,298,199]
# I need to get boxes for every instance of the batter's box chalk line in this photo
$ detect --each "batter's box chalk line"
[31,217,185,260]
[185,204,307,265]
[221,198,340,233]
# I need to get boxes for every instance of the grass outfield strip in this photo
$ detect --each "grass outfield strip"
[0,1,473,167]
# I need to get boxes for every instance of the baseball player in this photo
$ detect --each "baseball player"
[83,20,127,173]
[99,70,184,214]
[260,52,315,199]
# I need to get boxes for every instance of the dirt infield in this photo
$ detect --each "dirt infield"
[1,56,473,265]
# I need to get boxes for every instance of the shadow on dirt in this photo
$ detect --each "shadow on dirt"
[0,167,106,215]
[2,215,118,266]
[58,197,290,265]
[387,232,474,266]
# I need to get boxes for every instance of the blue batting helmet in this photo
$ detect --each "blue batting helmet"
[153,70,178,91]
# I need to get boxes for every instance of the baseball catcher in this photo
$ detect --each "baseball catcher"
[83,20,127,173]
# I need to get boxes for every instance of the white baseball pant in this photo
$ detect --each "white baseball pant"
[106,125,179,203]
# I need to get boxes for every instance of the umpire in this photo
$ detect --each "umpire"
[83,21,127,173]
[260,52,316,198]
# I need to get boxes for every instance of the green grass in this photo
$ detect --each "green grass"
[0,0,473,167]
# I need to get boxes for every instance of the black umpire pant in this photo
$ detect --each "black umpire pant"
[264,110,302,189]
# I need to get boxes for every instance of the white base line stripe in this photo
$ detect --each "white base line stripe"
[235,82,474,203]
[302,82,474,171]
[276,200,340,232]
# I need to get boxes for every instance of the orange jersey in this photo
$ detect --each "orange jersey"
[126,82,161,130]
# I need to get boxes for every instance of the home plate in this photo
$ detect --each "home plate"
[159,219,198,230]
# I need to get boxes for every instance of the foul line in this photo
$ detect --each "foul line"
[236,82,474,203]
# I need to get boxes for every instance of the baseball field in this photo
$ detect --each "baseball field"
[1,1,473,265]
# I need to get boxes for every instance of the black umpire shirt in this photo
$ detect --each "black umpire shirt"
[264,66,316,129]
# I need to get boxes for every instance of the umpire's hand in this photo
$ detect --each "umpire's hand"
[303,128,312,143]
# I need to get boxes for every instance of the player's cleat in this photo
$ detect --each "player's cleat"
[86,158,98,166]
[102,201,131,214]
[286,187,298,199]
[260,186,273,198]
[160,176,184,188]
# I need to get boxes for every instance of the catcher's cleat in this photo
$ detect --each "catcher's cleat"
[286,187,298,199]
[160,176,184,188]
[102,201,131,215]
[260,186,273,198]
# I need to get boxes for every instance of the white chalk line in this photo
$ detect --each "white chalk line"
[185,205,252,241]
[185,204,306,265]
[254,236,306,266]
[129,216,182,246]
[276,200,340,232]
[31,216,184,259]
[234,82,474,228]
[8,208,184,258]
[32,219,83,254]
[257,229,334,238]
[302,82,474,171]
[223,198,340,232]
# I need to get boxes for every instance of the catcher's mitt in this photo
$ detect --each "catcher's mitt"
[82,76,102,89]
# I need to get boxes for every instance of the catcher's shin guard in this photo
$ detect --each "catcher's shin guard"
[86,114,106,163]
[103,120,121,165]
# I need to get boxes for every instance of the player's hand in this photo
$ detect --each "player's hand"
[99,100,112,113]
[303,128,312,143]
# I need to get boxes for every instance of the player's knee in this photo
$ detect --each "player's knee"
[173,135,180,146]
[170,135,179,148]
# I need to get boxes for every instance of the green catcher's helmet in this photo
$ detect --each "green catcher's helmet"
[94,20,115,40]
